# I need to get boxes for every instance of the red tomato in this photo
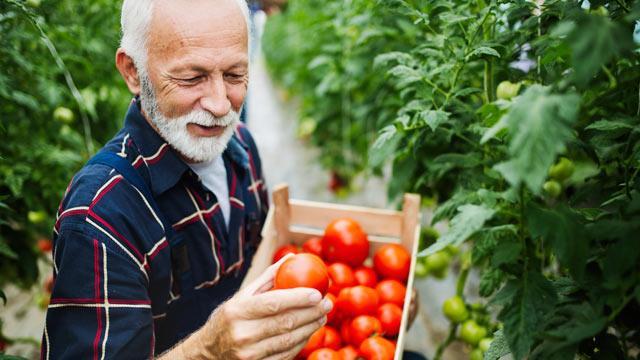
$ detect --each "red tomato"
[303,236,323,257]
[359,337,396,360]
[274,254,329,296]
[323,325,342,350]
[375,280,406,308]
[44,274,54,294]
[273,244,300,264]
[353,266,378,288]
[298,326,326,358]
[325,293,339,325]
[377,303,402,337]
[337,286,379,317]
[348,315,382,347]
[328,263,357,295]
[337,345,359,360]
[37,238,53,253]
[322,219,369,267]
[340,320,352,345]
[373,244,411,282]
[308,348,340,360]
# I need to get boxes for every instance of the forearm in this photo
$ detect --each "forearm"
[157,327,216,360]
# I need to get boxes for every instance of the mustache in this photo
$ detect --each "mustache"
[172,109,239,128]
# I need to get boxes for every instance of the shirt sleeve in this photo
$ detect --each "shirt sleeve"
[42,225,154,360]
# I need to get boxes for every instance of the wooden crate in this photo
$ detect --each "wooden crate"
[243,184,421,360]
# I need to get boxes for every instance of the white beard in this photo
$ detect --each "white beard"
[138,70,240,163]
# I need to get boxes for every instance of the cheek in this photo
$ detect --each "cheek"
[158,87,202,118]
[226,84,247,111]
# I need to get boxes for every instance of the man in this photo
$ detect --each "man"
[42,0,331,358]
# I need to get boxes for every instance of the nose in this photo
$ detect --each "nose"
[200,76,231,117]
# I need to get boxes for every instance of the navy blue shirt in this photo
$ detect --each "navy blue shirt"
[41,99,269,359]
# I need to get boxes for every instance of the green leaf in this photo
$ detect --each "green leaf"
[480,267,506,297]
[369,125,400,167]
[0,239,18,260]
[466,46,501,60]
[491,239,522,267]
[421,204,495,256]
[419,109,450,132]
[472,224,518,264]
[527,205,588,281]
[585,119,634,132]
[497,272,558,360]
[485,329,511,360]
[493,85,580,194]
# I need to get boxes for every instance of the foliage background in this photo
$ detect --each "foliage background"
[264,0,640,358]
[0,0,129,348]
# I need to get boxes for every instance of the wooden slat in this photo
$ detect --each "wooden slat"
[272,184,291,245]
[289,199,403,237]
[288,227,400,248]
[400,193,421,250]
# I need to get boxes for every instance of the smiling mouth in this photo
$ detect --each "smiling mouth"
[189,123,226,137]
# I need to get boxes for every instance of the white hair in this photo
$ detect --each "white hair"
[120,0,251,70]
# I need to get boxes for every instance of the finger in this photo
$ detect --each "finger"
[243,298,332,341]
[238,288,324,319]
[240,253,295,296]
[247,315,325,359]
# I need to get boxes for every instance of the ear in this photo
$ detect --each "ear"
[115,48,141,95]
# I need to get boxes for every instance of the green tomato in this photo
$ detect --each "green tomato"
[548,157,575,181]
[414,259,429,278]
[431,267,448,279]
[442,295,469,323]
[543,180,562,198]
[28,211,47,224]
[54,106,75,124]
[459,320,488,346]
[444,245,460,256]
[424,251,451,272]
[26,0,41,7]
[479,337,493,352]
[469,348,484,360]
[496,81,521,100]
[419,226,440,250]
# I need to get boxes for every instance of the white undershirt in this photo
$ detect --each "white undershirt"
[188,156,230,228]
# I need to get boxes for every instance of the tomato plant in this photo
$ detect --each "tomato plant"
[264,0,640,358]
[274,254,329,296]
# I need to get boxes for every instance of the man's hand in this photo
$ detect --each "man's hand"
[162,255,332,360]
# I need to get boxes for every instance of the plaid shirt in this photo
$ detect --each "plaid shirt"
[41,99,269,359]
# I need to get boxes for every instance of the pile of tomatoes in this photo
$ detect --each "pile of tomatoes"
[272,218,412,360]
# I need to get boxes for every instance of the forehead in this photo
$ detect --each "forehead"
[147,0,248,67]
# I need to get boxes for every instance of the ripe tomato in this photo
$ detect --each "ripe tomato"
[348,315,382,347]
[340,320,352,345]
[323,325,342,350]
[442,295,468,323]
[353,266,378,288]
[303,236,323,257]
[274,254,329,296]
[37,238,53,253]
[377,303,402,337]
[337,286,379,317]
[308,348,340,360]
[359,337,396,360]
[298,326,326,358]
[373,244,411,282]
[375,280,406,308]
[459,320,488,346]
[328,263,357,295]
[273,244,300,264]
[337,345,359,360]
[322,218,369,268]
[325,293,339,325]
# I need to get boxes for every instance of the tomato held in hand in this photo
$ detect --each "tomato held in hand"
[337,286,379,317]
[328,263,357,295]
[359,336,396,360]
[272,244,300,263]
[274,254,329,296]
[348,315,382,347]
[323,325,342,350]
[353,266,378,288]
[375,280,406,308]
[325,293,339,325]
[377,303,402,337]
[303,236,324,257]
[298,326,326,358]
[337,345,359,360]
[373,244,411,282]
[308,348,340,360]
[322,218,369,268]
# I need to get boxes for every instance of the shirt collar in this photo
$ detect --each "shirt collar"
[123,98,251,196]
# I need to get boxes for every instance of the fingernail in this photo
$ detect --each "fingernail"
[322,298,333,312]
[309,291,322,303]
[319,316,327,325]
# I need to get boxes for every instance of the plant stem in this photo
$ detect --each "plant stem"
[433,324,458,360]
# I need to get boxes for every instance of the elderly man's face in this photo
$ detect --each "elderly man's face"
[145,0,248,140]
